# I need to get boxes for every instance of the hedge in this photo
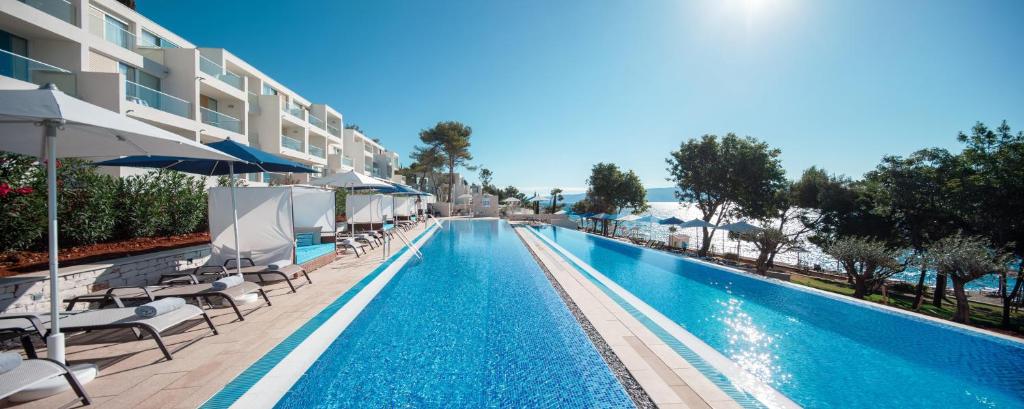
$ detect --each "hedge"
[0,153,209,252]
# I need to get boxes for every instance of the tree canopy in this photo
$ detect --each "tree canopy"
[414,121,473,203]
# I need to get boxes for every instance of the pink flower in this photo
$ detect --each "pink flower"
[0,183,10,197]
[16,186,32,195]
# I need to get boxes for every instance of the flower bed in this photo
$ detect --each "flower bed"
[0,232,209,277]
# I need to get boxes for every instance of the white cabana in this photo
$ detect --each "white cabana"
[395,196,416,217]
[346,193,387,228]
[209,186,335,266]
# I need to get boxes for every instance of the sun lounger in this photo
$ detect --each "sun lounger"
[158,262,309,293]
[337,237,368,257]
[221,258,311,293]
[0,357,91,405]
[0,303,217,361]
[65,281,271,322]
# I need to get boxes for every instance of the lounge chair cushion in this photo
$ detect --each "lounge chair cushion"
[135,297,186,318]
[211,275,244,290]
[294,227,322,244]
[0,352,20,374]
[295,232,315,247]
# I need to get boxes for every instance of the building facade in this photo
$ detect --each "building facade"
[0,0,402,183]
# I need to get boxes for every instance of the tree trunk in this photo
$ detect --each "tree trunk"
[951,277,971,324]
[1002,264,1024,327]
[911,270,927,310]
[933,273,947,308]
[755,248,770,275]
[448,161,455,203]
[852,276,868,299]
[698,226,712,257]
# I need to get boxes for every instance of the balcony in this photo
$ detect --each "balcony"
[200,107,241,133]
[308,114,325,129]
[309,144,325,159]
[89,10,136,49]
[21,0,76,25]
[327,123,341,137]
[282,104,305,120]
[342,156,354,167]
[125,80,191,118]
[199,56,243,90]
[0,49,76,96]
[247,92,259,113]
[281,134,303,152]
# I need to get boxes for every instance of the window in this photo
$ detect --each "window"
[139,30,177,48]
[482,197,491,208]
[200,95,218,111]
[0,30,29,81]
[261,83,277,96]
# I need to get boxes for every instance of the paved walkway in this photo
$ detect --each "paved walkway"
[5,223,426,409]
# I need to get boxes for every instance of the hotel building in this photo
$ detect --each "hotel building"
[0,0,403,183]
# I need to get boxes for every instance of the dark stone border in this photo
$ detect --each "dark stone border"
[512,225,657,409]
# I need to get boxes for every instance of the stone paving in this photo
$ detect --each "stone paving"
[4,223,426,409]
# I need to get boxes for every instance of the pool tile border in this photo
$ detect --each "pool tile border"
[200,224,440,409]
[523,226,799,409]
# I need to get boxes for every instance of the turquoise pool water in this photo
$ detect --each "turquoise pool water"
[531,225,1024,409]
[275,220,633,408]
[295,243,335,264]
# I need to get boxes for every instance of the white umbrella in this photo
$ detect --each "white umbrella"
[0,84,237,364]
[310,170,394,259]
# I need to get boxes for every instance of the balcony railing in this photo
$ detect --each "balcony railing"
[309,144,325,159]
[327,123,341,137]
[89,11,135,49]
[281,104,305,120]
[199,56,243,90]
[200,107,241,133]
[125,80,191,118]
[308,114,325,129]
[0,49,77,96]
[281,134,303,152]
[247,92,260,113]
[21,0,76,25]
[342,156,354,167]
[137,34,179,49]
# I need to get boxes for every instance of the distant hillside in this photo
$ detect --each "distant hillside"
[553,187,679,206]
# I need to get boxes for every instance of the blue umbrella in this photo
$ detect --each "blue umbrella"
[658,216,687,225]
[97,138,317,273]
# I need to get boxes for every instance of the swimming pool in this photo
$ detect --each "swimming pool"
[274,220,633,408]
[530,225,1024,409]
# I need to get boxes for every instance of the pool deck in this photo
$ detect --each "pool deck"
[5,222,428,409]
[513,223,743,409]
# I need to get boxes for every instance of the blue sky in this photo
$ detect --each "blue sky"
[140,0,1023,194]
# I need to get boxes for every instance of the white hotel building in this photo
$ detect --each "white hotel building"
[0,0,403,184]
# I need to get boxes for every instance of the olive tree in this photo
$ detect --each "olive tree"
[928,234,1010,324]
[824,237,905,299]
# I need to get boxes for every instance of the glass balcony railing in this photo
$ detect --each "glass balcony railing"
[327,123,341,137]
[21,0,77,25]
[200,107,241,133]
[199,56,243,90]
[89,11,135,49]
[0,49,77,96]
[281,134,303,152]
[125,79,191,118]
[308,114,325,129]
[342,156,354,167]
[309,144,325,158]
[285,106,305,119]
[247,92,260,113]
[137,34,179,49]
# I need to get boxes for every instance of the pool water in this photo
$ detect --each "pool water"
[531,225,1024,409]
[276,220,633,408]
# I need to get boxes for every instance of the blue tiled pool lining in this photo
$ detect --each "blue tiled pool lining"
[274,220,633,408]
[200,224,440,409]
[528,225,1024,409]
[522,226,787,409]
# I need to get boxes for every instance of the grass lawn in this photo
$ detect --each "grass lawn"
[789,274,1024,337]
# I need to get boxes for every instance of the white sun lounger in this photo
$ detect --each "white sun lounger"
[0,358,91,405]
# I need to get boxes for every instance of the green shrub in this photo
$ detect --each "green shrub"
[158,170,207,235]
[57,159,118,246]
[0,154,46,251]
[116,172,167,238]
